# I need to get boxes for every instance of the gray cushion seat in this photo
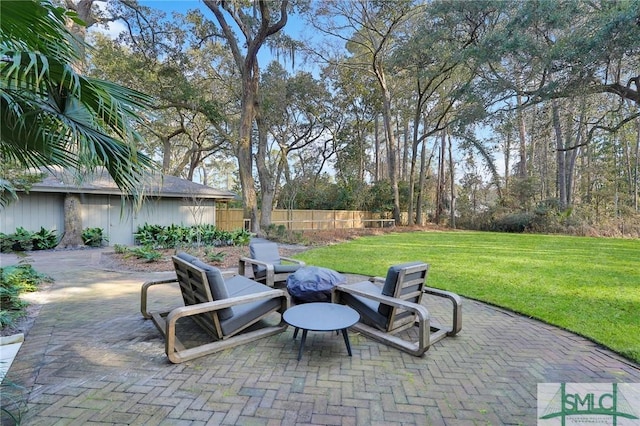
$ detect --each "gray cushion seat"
[185,254,281,335]
[250,242,302,278]
[339,262,427,330]
[221,275,282,335]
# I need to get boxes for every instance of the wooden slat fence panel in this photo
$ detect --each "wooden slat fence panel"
[215,208,393,231]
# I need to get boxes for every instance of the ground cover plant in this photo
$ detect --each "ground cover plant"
[133,223,251,249]
[294,230,640,363]
[0,264,52,329]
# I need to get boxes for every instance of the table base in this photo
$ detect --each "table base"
[292,327,353,361]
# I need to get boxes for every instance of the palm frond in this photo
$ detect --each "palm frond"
[0,0,157,202]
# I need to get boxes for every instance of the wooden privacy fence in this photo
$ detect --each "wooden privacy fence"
[215,209,395,231]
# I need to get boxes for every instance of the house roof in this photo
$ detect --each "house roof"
[26,167,237,200]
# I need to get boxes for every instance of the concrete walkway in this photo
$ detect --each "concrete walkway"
[1,248,639,425]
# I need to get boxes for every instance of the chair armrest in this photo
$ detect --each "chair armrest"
[141,277,178,319]
[238,257,275,273]
[279,257,306,266]
[238,257,276,286]
[239,256,272,267]
[423,287,463,335]
[334,283,430,323]
[167,289,289,322]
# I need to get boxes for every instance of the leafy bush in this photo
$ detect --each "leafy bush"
[113,244,128,254]
[7,227,34,251]
[111,243,162,262]
[264,224,304,244]
[0,264,52,329]
[0,232,12,252]
[0,227,58,252]
[133,223,165,246]
[230,228,252,246]
[489,212,536,233]
[32,227,58,250]
[127,246,162,262]
[204,249,226,264]
[82,227,107,247]
[133,223,251,249]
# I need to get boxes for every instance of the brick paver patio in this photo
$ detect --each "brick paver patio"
[2,248,639,425]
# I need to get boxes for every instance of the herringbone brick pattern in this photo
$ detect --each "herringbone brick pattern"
[2,249,639,425]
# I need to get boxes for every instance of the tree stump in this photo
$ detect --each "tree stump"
[56,194,85,248]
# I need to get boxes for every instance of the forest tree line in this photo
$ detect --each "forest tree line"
[24,0,640,235]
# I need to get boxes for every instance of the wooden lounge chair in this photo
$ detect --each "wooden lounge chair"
[141,252,290,363]
[238,241,305,287]
[332,262,462,356]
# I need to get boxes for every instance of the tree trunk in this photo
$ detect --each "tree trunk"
[377,71,401,224]
[204,0,288,234]
[374,115,381,181]
[57,194,84,248]
[503,131,511,196]
[448,133,456,228]
[256,108,276,230]
[435,130,447,224]
[635,118,640,211]
[516,92,527,178]
[237,79,259,233]
[407,112,420,226]
[416,138,428,226]
[552,100,567,209]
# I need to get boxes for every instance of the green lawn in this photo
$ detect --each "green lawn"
[294,230,640,363]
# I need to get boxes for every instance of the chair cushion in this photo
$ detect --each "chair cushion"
[191,260,234,320]
[273,264,301,274]
[220,275,281,335]
[339,281,388,330]
[379,262,426,316]
[176,251,199,264]
[254,263,301,281]
[250,241,283,277]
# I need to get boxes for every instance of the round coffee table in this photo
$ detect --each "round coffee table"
[283,303,360,361]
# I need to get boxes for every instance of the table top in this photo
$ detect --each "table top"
[283,303,360,331]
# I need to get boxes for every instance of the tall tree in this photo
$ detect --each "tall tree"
[202,0,291,233]
[314,0,419,224]
[258,63,331,225]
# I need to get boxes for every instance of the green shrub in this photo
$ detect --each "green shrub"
[128,246,162,262]
[32,227,58,250]
[8,227,34,252]
[490,212,536,233]
[113,244,128,254]
[0,227,59,252]
[204,249,226,264]
[82,227,107,247]
[0,232,12,253]
[230,228,252,246]
[133,223,164,246]
[0,264,52,329]
[133,223,251,249]
[264,224,304,244]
